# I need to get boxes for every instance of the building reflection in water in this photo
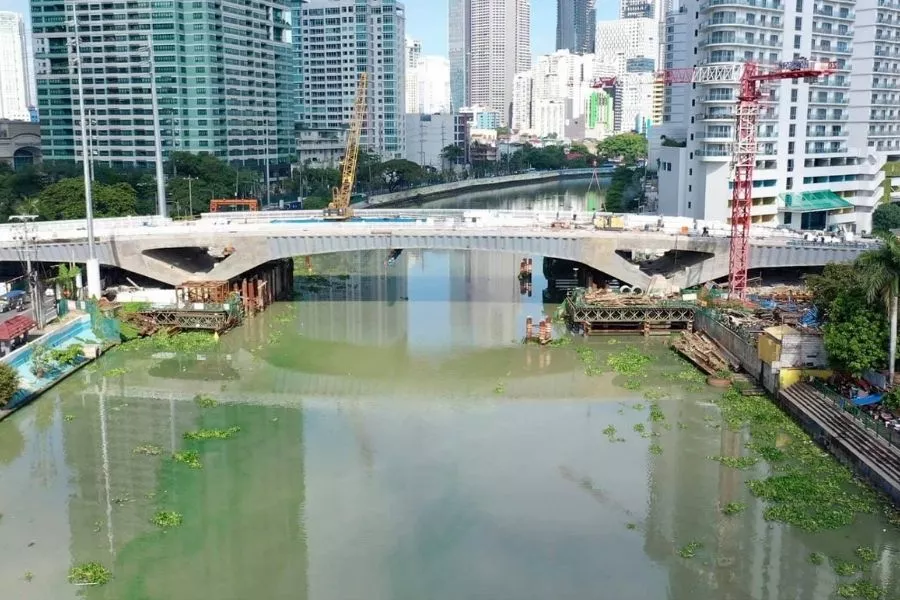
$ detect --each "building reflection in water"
[426,180,605,213]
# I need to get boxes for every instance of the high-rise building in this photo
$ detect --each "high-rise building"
[298,0,406,158]
[620,0,657,20]
[465,0,530,126]
[0,12,33,122]
[416,56,451,114]
[31,1,293,167]
[448,0,470,112]
[652,0,900,233]
[556,0,597,54]
[405,37,422,115]
[596,18,658,133]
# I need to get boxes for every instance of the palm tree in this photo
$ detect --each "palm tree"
[857,232,900,383]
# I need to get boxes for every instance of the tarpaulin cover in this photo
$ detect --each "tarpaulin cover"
[852,393,883,407]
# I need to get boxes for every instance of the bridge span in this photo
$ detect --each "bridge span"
[0,209,871,289]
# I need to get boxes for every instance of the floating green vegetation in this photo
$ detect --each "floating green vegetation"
[132,444,162,456]
[808,552,826,566]
[648,403,666,423]
[547,335,572,347]
[193,394,218,408]
[24,571,33,582]
[602,425,618,441]
[854,546,878,564]
[103,367,128,377]
[708,455,759,470]
[716,388,881,532]
[631,403,645,411]
[643,388,668,401]
[832,560,861,577]
[63,415,75,422]
[607,347,651,377]
[678,541,703,559]
[721,502,747,516]
[632,423,646,434]
[649,443,663,455]
[836,581,884,600]
[68,562,111,586]
[183,427,240,441]
[152,510,184,529]
[625,522,637,530]
[575,346,603,376]
[123,331,218,353]
[623,378,642,390]
[493,381,505,394]
[172,450,202,469]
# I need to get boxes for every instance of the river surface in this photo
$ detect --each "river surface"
[2,245,900,599]
[423,179,608,212]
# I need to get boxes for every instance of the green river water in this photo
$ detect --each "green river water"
[1,183,900,599]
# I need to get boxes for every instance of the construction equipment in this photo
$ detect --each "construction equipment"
[325,72,368,221]
[656,59,836,299]
[210,198,259,212]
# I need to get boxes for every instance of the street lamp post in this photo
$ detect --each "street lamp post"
[70,13,101,299]
[143,43,167,218]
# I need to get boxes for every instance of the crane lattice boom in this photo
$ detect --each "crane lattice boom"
[327,72,368,220]
[657,59,836,299]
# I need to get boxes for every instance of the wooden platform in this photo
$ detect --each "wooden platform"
[780,383,900,503]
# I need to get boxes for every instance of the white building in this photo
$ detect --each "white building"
[595,18,659,133]
[511,72,533,132]
[0,12,33,122]
[417,56,451,114]
[468,0,530,126]
[651,0,900,233]
[296,128,347,168]
[405,38,422,115]
[298,0,406,159]
[404,113,468,168]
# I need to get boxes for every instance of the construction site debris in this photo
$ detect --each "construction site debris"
[671,330,737,376]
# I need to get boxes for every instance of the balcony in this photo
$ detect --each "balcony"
[700,94,735,103]
[807,112,849,121]
[814,8,854,19]
[696,147,732,162]
[700,17,782,30]
[700,0,783,10]
[699,111,736,120]
[806,129,846,137]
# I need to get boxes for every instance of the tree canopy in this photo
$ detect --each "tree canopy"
[872,203,900,234]
[597,133,648,165]
[823,291,888,376]
[35,178,138,220]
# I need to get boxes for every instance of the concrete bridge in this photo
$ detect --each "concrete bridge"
[0,209,871,289]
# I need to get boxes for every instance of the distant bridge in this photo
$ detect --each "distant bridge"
[0,210,870,288]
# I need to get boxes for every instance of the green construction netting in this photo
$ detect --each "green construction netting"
[779,190,852,213]
[86,300,121,342]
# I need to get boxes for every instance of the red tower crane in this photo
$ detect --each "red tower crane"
[657,59,837,298]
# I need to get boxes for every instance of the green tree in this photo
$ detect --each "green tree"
[872,203,900,234]
[34,178,138,220]
[0,362,20,409]
[823,292,889,376]
[857,233,900,381]
[598,133,648,164]
[378,159,424,192]
[804,263,864,319]
[440,144,465,165]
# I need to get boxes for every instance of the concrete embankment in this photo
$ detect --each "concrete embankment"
[367,168,599,207]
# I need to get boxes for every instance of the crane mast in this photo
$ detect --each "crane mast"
[657,59,836,299]
[325,72,368,221]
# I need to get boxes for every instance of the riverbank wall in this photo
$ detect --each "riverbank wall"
[366,168,600,207]
[693,309,900,503]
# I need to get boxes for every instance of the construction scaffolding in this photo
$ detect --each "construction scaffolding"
[564,291,695,336]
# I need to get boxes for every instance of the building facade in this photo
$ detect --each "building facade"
[0,12,33,122]
[468,0,530,126]
[556,0,597,55]
[405,37,422,115]
[404,112,468,168]
[448,0,470,112]
[416,56,451,114]
[296,127,347,168]
[32,0,293,167]
[0,120,41,169]
[595,18,658,133]
[297,0,406,159]
[651,0,900,233]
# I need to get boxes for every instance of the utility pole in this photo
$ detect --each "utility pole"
[9,216,42,329]
[70,11,101,299]
[265,117,271,207]
[144,43,166,218]
[186,175,195,217]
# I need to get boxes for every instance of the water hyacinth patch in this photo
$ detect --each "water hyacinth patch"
[182,427,240,441]
[721,502,747,516]
[152,511,184,529]
[172,450,202,469]
[132,444,162,456]
[607,347,652,377]
[836,581,884,600]
[68,562,111,586]
[678,541,703,558]
[708,455,759,470]
[808,553,825,566]
[194,394,218,408]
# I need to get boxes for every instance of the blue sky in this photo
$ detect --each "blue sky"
[8,0,618,60]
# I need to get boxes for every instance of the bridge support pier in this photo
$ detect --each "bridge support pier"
[86,258,101,299]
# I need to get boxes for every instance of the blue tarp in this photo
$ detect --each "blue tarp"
[852,393,883,407]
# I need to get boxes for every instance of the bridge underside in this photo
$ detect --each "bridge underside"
[0,232,863,291]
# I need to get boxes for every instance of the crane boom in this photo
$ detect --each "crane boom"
[656,59,836,299]
[325,72,368,220]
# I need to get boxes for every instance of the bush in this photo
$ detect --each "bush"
[0,362,20,408]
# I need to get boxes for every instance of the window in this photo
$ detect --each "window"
[784,212,792,225]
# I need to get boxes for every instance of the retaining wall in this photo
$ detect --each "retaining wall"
[693,310,765,383]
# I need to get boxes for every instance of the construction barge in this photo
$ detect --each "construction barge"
[564,288,695,336]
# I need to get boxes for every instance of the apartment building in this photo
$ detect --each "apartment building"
[557,0,597,54]
[596,18,659,133]
[32,0,293,166]
[652,0,900,233]
[416,56,451,114]
[405,37,421,115]
[0,12,33,122]
[297,0,406,158]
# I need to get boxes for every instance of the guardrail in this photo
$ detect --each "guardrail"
[812,380,900,451]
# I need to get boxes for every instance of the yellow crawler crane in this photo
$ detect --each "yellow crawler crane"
[324,72,368,220]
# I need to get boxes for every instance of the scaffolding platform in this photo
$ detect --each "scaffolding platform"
[565,296,695,336]
[137,305,239,333]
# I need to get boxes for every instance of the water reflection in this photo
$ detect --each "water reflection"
[0,249,899,599]
[424,180,604,212]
